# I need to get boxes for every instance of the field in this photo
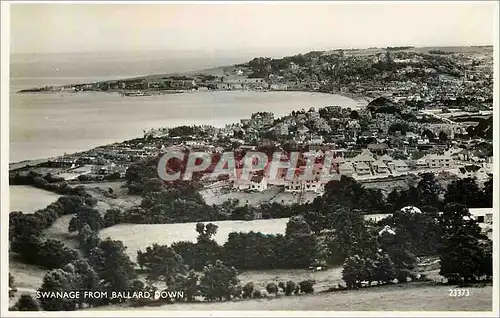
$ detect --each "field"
[99,218,289,262]
[86,283,492,311]
[9,185,62,214]
[201,185,320,206]
[79,181,142,213]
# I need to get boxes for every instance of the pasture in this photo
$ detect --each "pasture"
[99,218,290,262]
[87,283,492,311]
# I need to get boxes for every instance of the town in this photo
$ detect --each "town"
[9,45,494,312]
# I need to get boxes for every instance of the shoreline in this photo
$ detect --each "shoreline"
[9,90,368,167]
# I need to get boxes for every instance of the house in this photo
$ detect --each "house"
[422,154,454,168]
[274,123,289,136]
[297,125,310,136]
[165,78,197,89]
[391,160,409,173]
[367,143,388,155]
[355,162,371,175]
[338,162,355,176]
[364,213,392,223]
[372,160,389,175]
[284,178,302,193]
[351,151,376,165]
[469,208,493,238]
[303,179,326,193]
[249,175,268,192]
[269,83,288,90]
[308,135,324,145]
[378,154,394,166]
[458,165,481,178]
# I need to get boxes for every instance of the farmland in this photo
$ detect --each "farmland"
[98,218,289,261]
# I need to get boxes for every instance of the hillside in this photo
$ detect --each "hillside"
[17,45,493,94]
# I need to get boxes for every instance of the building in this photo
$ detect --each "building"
[364,213,392,223]
[351,150,376,165]
[469,208,493,239]
[391,160,409,173]
[339,162,355,176]
[249,175,268,192]
[269,83,288,90]
[419,154,454,168]
[165,78,197,89]
[355,162,371,175]
[284,178,302,193]
[372,160,389,175]
[378,154,394,166]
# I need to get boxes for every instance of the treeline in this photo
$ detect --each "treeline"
[9,194,97,269]
[120,154,494,225]
[385,174,493,211]
[10,170,89,196]
[9,192,143,310]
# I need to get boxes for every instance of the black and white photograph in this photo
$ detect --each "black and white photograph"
[1,1,498,315]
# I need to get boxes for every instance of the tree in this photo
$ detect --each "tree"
[439,203,486,283]
[200,260,239,301]
[417,173,442,208]
[194,223,223,270]
[342,255,365,288]
[64,260,101,307]
[13,294,40,311]
[78,224,101,254]
[103,208,123,228]
[284,281,297,296]
[88,238,136,301]
[68,206,103,233]
[383,206,441,256]
[422,129,435,141]
[378,228,417,275]
[136,244,188,287]
[38,268,79,311]
[38,239,80,270]
[181,270,200,302]
[242,282,254,299]
[483,176,493,208]
[298,279,315,294]
[325,206,378,264]
[10,234,44,265]
[266,282,279,296]
[438,131,448,142]
[444,178,486,208]
[284,216,317,268]
[374,253,396,285]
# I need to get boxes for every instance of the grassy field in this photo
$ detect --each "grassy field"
[201,185,319,206]
[99,218,289,262]
[80,181,142,214]
[9,185,62,214]
[86,283,492,311]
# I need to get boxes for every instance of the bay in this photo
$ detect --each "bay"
[10,85,363,163]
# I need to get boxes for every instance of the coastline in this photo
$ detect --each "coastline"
[9,90,367,166]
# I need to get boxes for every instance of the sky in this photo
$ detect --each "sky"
[9,1,498,56]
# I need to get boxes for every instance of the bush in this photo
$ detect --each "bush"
[12,294,40,311]
[278,282,285,293]
[285,281,296,296]
[396,269,414,283]
[266,282,278,295]
[199,260,239,302]
[299,280,315,294]
[242,282,254,299]
[103,208,123,228]
[252,289,262,298]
